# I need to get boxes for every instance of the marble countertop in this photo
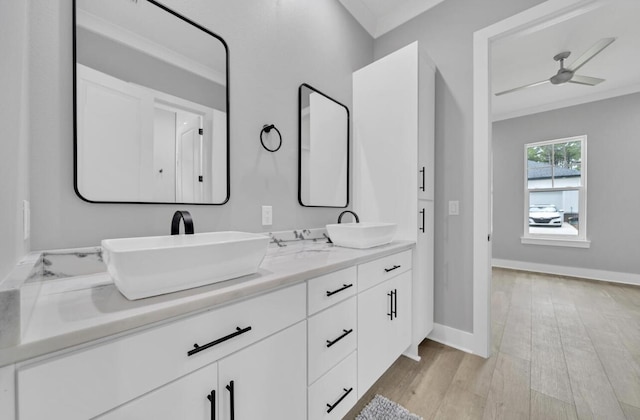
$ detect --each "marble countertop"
[0,239,414,367]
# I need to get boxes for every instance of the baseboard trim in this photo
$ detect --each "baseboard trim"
[492,258,640,287]
[427,323,476,355]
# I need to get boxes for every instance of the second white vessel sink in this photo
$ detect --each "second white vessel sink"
[102,232,270,300]
[326,222,397,249]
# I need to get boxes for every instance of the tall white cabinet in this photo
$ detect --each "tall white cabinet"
[353,41,435,356]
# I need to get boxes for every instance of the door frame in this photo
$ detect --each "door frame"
[472,0,603,358]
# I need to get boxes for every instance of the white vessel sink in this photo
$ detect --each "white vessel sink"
[102,232,270,300]
[326,222,397,249]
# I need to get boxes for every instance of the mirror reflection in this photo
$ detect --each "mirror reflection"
[298,84,349,208]
[74,0,229,204]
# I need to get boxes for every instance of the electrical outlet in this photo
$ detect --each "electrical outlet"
[262,205,272,226]
[23,200,30,240]
[448,200,459,216]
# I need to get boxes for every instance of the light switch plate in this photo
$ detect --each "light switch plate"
[262,205,272,226]
[448,200,459,216]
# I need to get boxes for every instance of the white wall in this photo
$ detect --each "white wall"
[0,1,30,281]
[27,0,373,250]
[373,0,545,332]
[493,92,640,275]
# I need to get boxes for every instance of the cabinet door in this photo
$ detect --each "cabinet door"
[97,362,218,420]
[417,55,435,201]
[357,271,412,398]
[415,200,435,341]
[218,321,306,420]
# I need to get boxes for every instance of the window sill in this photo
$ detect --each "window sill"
[521,236,590,248]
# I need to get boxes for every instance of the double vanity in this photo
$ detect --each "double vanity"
[1,232,415,420]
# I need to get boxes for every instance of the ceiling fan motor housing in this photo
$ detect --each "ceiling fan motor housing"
[550,69,574,84]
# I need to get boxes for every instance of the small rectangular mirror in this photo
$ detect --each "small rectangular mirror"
[74,0,229,204]
[298,84,349,208]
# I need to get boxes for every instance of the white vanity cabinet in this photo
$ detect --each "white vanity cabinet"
[356,252,412,398]
[8,246,415,420]
[97,321,306,420]
[16,283,306,420]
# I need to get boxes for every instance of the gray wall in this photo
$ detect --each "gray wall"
[0,1,30,281]
[374,0,545,332]
[493,93,640,275]
[28,0,373,251]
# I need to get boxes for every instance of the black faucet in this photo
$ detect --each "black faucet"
[337,210,360,224]
[171,210,194,235]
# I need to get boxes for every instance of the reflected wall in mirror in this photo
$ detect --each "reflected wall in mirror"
[298,84,349,208]
[74,0,229,204]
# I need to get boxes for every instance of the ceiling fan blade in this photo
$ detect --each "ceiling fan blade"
[495,79,550,96]
[567,37,616,72]
[569,74,605,86]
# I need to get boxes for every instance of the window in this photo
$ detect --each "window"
[523,135,589,247]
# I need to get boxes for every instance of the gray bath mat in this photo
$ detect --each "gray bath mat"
[355,395,423,420]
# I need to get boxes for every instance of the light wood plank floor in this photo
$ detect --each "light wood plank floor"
[344,268,640,419]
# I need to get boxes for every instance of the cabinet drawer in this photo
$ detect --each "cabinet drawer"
[357,250,412,292]
[96,362,218,420]
[307,266,356,315]
[17,282,306,420]
[308,351,357,420]
[308,297,357,384]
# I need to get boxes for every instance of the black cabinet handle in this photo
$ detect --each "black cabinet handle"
[226,381,235,420]
[419,166,425,192]
[393,289,398,319]
[387,290,397,320]
[188,326,252,356]
[326,329,353,348]
[326,387,353,413]
[384,265,400,273]
[326,283,353,297]
[420,208,425,233]
[206,390,216,420]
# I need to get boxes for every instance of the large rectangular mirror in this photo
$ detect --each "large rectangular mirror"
[74,0,229,204]
[298,84,349,208]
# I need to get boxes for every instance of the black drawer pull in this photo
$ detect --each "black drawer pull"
[326,329,353,348]
[419,208,425,233]
[326,283,353,297]
[188,326,252,356]
[384,264,401,273]
[206,390,216,420]
[419,166,425,192]
[327,387,353,413]
[226,381,235,420]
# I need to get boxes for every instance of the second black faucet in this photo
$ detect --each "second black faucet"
[171,210,194,235]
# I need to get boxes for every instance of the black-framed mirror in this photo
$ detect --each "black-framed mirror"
[73,0,229,204]
[298,84,349,208]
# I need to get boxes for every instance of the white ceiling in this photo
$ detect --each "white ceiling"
[492,0,640,121]
[338,0,447,38]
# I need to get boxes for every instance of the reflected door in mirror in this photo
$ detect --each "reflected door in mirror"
[298,84,349,208]
[74,0,229,204]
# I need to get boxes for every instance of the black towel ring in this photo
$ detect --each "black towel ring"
[260,124,282,152]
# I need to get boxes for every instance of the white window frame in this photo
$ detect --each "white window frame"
[522,135,589,248]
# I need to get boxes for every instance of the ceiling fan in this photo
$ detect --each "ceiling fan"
[495,37,616,96]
